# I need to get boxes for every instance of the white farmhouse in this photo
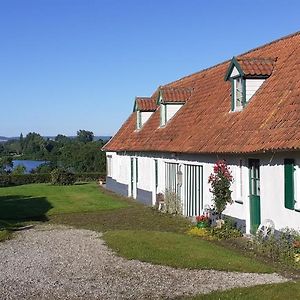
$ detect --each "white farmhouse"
[103,31,300,234]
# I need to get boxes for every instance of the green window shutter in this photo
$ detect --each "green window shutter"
[230,79,235,111]
[284,159,295,210]
[155,159,158,188]
[136,158,138,183]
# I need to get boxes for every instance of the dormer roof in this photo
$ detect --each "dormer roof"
[225,56,276,80]
[134,97,157,112]
[159,87,193,104]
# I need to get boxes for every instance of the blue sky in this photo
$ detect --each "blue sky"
[1,0,299,137]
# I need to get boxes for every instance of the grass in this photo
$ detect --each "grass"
[188,280,300,299]
[0,229,10,242]
[103,230,274,273]
[0,183,127,222]
[0,183,297,283]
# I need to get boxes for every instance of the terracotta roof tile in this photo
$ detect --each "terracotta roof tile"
[160,87,193,103]
[237,57,276,77]
[104,31,300,154]
[135,97,157,111]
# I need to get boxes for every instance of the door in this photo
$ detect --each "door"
[184,164,203,216]
[130,158,137,198]
[249,159,261,233]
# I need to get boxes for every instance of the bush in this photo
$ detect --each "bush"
[250,228,300,265]
[50,169,76,185]
[0,172,106,187]
[209,217,243,239]
[75,172,106,182]
[188,227,214,240]
[0,174,51,187]
[162,189,182,215]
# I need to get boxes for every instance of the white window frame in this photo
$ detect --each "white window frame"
[107,155,112,177]
[234,77,244,111]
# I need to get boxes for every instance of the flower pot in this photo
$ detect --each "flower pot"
[197,221,208,228]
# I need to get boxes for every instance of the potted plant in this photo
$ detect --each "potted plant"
[196,215,210,228]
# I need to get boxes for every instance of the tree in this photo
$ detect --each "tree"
[208,160,233,219]
[12,164,26,175]
[20,133,24,151]
[0,156,13,174]
[76,130,94,143]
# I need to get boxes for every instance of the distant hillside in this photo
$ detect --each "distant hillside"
[0,136,111,142]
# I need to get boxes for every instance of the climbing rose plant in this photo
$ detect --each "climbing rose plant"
[208,160,233,219]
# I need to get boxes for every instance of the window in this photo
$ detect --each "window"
[235,159,243,203]
[107,155,112,177]
[154,159,158,190]
[233,77,244,111]
[136,111,142,129]
[135,158,138,183]
[160,104,166,127]
[284,159,295,210]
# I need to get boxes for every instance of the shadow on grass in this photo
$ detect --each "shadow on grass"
[0,195,53,225]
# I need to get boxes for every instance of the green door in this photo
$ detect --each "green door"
[130,158,134,197]
[249,159,261,233]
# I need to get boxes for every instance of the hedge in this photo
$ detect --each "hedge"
[0,172,106,187]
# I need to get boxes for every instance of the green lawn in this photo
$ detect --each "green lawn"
[0,183,128,222]
[189,281,300,300]
[103,230,274,273]
[0,182,297,298]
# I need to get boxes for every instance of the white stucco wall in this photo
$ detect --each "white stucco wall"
[106,151,300,233]
[166,104,183,122]
[245,79,265,102]
[140,111,153,127]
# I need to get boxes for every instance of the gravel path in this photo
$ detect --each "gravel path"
[0,225,287,299]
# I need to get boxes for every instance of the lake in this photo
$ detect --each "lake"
[12,160,48,174]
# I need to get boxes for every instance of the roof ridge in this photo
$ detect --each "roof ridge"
[164,30,300,87]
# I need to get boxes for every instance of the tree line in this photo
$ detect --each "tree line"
[0,130,108,174]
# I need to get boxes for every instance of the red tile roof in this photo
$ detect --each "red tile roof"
[104,31,300,154]
[135,97,157,111]
[238,57,276,77]
[160,87,193,103]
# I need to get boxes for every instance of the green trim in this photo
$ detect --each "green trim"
[155,159,158,189]
[230,78,234,111]
[284,158,295,210]
[157,89,163,105]
[224,57,244,81]
[165,103,167,124]
[249,159,261,234]
[242,77,246,105]
[135,158,138,183]
[133,97,138,112]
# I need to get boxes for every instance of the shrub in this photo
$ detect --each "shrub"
[188,227,214,240]
[249,228,300,265]
[209,217,242,239]
[162,189,182,215]
[50,169,76,185]
[75,172,106,182]
[0,174,51,186]
[208,160,233,219]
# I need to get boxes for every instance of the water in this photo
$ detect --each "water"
[12,160,48,174]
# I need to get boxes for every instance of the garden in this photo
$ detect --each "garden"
[0,160,299,298]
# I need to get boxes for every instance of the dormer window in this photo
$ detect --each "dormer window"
[134,97,157,130]
[225,57,276,112]
[233,77,244,111]
[158,87,192,127]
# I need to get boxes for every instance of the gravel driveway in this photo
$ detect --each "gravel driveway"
[0,225,287,299]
